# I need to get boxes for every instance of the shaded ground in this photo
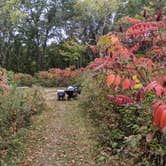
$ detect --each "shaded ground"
[22,88,98,166]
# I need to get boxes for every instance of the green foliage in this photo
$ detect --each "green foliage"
[35,78,58,87]
[0,86,46,162]
[0,0,82,74]
[2,0,25,23]
[16,78,34,87]
[75,0,123,37]
[48,39,88,69]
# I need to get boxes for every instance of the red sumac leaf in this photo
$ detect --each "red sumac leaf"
[152,100,164,109]
[153,105,166,127]
[88,63,98,69]
[126,17,141,24]
[107,74,115,86]
[154,85,164,96]
[122,79,131,90]
[136,88,144,101]
[145,81,158,92]
[160,110,166,131]
[115,95,134,106]
[114,75,121,90]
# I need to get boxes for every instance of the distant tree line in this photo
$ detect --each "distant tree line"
[0,0,165,74]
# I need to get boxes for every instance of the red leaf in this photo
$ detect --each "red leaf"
[145,81,158,92]
[0,81,10,91]
[107,74,115,86]
[136,58,153,71]
[107,95,134,106]
[122,79,131,90]
[4,93,9,97]
[145,77,166,96]
[88,63,98,69]
[157,21,165,28]
[126,17,141,24]
[147,59,153,71]
[130,43,140,53]
[126,22,165,38]
[136,88,144,101]
[111,37,119,44]
[115,95,134,106]
[154,85,164,96]
[153,105,166,127]
[152,100,164,108]
[114,75,121,90]
[160,110,166,131]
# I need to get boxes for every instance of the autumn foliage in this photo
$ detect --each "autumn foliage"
[0,71,10,95]
[87,14,166,136]
[36,68,83,87]
[79,13,166,164]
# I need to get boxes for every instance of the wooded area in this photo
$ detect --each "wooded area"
[1,0,165,73]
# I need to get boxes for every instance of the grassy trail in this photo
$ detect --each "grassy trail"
[21,88,98,166]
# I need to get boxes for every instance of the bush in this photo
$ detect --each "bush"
[15,73,34,87]
[78,13,166,165]
[0,87,46,152]
[35,78,58,87]
[13,68,83,88]
[80,72,166,165]
[35,68,83,87]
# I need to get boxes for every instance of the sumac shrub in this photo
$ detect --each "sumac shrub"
[35,68,83,87]
[80,13,166,165]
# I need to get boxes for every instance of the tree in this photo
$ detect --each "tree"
[0,0,79,73]
[1,0,165,74]
[72,0,123,44]
[47,39,87,69]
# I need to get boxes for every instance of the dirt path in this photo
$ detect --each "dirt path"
[24,88,98,166]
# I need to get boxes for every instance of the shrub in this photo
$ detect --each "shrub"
[35,68,83,87]
[0,87,46,154]
[81,72,166,165]
[80,13,166,165]
[15,73,34,87]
